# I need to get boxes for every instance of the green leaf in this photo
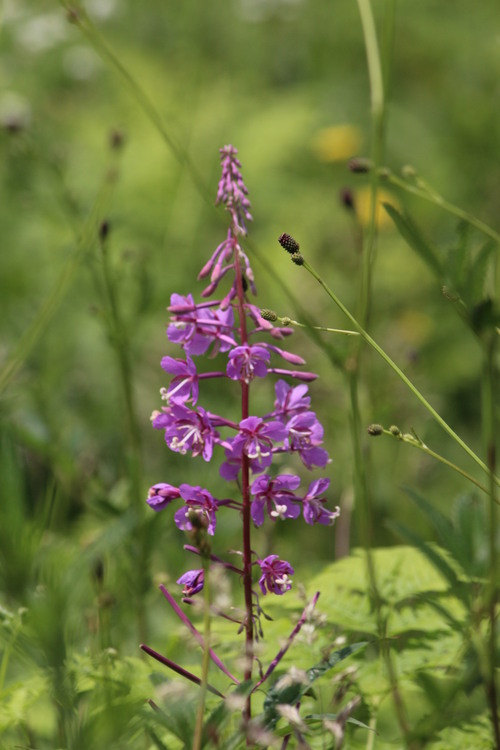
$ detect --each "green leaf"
[262,642,366,729]
[306,546,461,636]
[404,489,489,581]
[383,203,443,278]
[451,494,489,578]
[387,521,463,598]
[445,220,471,292]
[467,239,496,305]
[427,714,493,749]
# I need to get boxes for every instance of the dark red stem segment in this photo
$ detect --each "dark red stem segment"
[233,239,254,703]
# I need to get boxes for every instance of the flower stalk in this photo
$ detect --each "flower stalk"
[143,147,339,729]
[294,251,500,488]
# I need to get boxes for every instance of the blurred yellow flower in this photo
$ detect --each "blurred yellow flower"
[311,124,363,163]
[355,186,399,230]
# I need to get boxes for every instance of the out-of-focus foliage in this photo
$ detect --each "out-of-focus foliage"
[0,0,498,747]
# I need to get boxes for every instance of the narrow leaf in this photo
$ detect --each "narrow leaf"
[383,203,443,278]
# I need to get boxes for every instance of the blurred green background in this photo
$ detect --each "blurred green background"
[0,0,498,738]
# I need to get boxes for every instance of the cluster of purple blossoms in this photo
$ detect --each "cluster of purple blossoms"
[147,145,339,608]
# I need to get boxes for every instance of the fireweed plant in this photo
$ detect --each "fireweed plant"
[142,146,343,726]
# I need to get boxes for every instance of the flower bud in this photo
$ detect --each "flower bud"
[278,233,300,254]
[339,187,355,211]
[389,425,401,436]
[290,252,304,266]
[401,164,417,180]
[367,423,384,436]
[348,157,372,173]
[260,308,278,322]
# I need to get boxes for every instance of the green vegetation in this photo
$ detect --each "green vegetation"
[0,1,498,748]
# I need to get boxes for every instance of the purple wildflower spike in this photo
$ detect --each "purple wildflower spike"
[145,145,339,699]
[216,145,253,235]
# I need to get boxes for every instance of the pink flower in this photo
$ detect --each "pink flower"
[177,569,204,596]
[146,483,181,512]
[227,344,270,383]
[257,555,294,595]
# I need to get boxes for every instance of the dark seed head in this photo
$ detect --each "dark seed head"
[278,233,300,254]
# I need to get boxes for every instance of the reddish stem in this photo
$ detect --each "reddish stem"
[233,236,254,708]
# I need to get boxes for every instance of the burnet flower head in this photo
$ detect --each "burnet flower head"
[147,144,339,622]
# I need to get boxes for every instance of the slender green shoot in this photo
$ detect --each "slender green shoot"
[0,172,116,396]
[368,425,492,498]
[385,171,500,245]
[270,314,359,337]
[482,336,500,746]
[298,254,500,489]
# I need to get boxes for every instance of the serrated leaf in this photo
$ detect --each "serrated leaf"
[383,203,443,278]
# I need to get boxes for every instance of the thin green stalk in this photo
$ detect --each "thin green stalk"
[357,0,384,118]
[356,0,386,326]
[64,2,212,209]
[98,230,148,643]
[375,427,492,498]
[366,712,378,750]
[355,3,414,744]
[0,176,114,396]
[276,316,359,337]
[98,232,143,477]
[482,336,500,748]
[386,173,500,245]
[301,256,500,488]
